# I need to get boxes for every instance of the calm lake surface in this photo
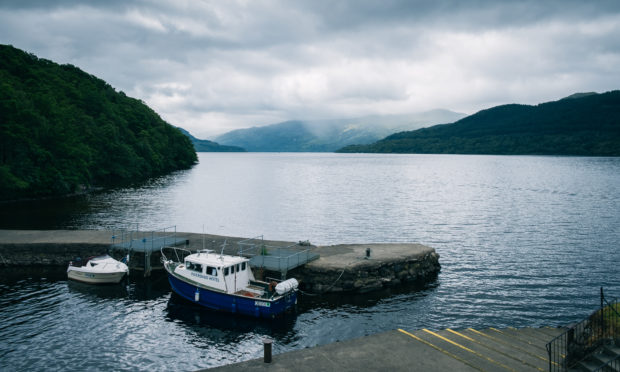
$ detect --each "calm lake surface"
[1,153,619,371]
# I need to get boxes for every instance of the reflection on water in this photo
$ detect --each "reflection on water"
[1,154,620,370]
[0,267,439,371]
[165,293,298,336]
[298,275,438,311]
[67,279,130,299]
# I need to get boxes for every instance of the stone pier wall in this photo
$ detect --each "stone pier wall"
[292,251,440,293]
[0,243,111,266]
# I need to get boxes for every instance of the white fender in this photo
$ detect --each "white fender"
[275,278,299,295]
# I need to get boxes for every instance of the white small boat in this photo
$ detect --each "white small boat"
[67,255,129,284]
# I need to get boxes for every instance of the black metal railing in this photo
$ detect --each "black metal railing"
[546,287,620,371]
[592,354,619,372]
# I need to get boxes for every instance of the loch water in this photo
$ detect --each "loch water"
[1,153,619,371]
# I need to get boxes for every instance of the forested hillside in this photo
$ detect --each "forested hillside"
[0,44,197,200]
[338,91,620,155]
[176,127,245,152]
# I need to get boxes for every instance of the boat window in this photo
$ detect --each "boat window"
[224,267,229,276]
[185,262,202,272]
[241,262,246,271]
[206,266,217,276]
[231,265,235,274]
[236,264,240,272]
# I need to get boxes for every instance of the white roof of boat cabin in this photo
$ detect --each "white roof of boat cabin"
[186,251,248,267]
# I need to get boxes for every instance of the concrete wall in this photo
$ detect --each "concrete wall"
[292,252,440,294]
[0,243,111,266]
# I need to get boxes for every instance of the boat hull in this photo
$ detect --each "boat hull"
[166,272,297,318]
[67,269,127,284]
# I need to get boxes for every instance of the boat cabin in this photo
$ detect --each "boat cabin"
[175,250,255,294]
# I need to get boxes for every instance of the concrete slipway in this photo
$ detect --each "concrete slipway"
[205,326,565,372]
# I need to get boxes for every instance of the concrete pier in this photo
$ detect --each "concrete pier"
[291,243,439,293]
[0,230,440,293]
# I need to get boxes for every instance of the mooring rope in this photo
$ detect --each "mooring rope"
[299,258,361,296]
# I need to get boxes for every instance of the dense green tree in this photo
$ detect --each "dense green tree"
[338,91,620,155]
[0,44,197,200]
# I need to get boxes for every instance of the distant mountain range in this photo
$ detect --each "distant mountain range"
[338,91,620,156]
[211,110,466,152]
[177,128,245,152]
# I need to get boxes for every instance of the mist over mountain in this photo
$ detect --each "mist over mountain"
[338,91,620,156]
[213,110,466,152]
[176,127,245,152]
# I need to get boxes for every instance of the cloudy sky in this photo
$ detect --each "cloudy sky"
[1,0,619,138]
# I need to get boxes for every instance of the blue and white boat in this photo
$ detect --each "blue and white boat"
[161,247,298,318]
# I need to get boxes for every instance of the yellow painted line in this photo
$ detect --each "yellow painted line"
[447,329,545,372]
[397,329,485,372]
[467,328,556,365]
[423,329,517,372]
[448,329,477,342]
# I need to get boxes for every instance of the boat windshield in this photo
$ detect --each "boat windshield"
[186,261,203,273]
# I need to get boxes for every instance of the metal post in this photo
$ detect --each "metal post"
[601,287,605,337]
[263,338,272,363]
[143,238,150,277]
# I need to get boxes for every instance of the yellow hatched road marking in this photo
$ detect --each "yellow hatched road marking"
[447,329,545,372]
[467,328,556,365]
[397,329,486,372]
[422,329,518,372]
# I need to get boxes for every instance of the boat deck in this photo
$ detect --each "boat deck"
[234,283,273,299]
[235,290,262,298]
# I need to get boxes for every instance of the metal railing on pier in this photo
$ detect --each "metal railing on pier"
[546,287,620,371]
[110,225,188,276]
[237,236,319,279]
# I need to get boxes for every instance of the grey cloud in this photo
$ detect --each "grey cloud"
[300,0,620,30]
[1,0,619,137]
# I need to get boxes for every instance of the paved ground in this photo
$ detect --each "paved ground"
[204,327,565,372]
[306,243,434,269]
[0,229,113,244]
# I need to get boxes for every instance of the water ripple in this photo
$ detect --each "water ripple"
[1,154,620,370]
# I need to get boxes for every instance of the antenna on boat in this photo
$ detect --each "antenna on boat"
[201,224,205,255]
[220,239,227,260]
